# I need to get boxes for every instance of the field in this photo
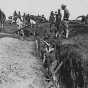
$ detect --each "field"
[0,37,49,88]
[0,22,47,88]
[1,21,88,72]
[0,21,88,88]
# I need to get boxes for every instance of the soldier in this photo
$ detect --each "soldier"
[25,14,30,26]
[27,14,30,25]
[61,4,70,38]
[49,11,55,32]
[18,11,21,19]
[22,13,26,22]
[61,4,70,21]
[0,10,6,30]
[55,9,62,33]
[41,14,46,23]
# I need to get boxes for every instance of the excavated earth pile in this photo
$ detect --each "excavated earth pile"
[60,33,88,86]
[0,37,47,88]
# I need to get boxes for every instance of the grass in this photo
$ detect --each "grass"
[1,21,88,68]
[0,21,88,87]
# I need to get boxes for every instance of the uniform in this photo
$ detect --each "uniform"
[55,10,62,32]
[49,11,55,31]
[61,5,70,38]
[63,8,70,21]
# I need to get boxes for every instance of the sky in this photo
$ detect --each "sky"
[0,0,88,19]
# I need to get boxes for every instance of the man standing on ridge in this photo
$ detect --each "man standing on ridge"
[55,9,62,33]
[61,4,70,38]
[49,11,55,32]
[61,4,70,21]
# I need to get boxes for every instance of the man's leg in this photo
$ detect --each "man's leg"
[66,28,69,38]
[65,21,69,38]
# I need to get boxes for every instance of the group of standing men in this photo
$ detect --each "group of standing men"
[49,4,70,38]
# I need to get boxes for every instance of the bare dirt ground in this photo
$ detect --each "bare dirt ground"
[0,37,47,88]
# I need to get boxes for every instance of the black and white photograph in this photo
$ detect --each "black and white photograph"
[0,0,87,88]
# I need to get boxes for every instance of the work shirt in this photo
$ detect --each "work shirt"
[63,8,70,20]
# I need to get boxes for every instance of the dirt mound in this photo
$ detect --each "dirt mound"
[61,33,88,71]
[0,37,47,88]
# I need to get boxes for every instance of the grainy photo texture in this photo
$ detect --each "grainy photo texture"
[0,0,87,88]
